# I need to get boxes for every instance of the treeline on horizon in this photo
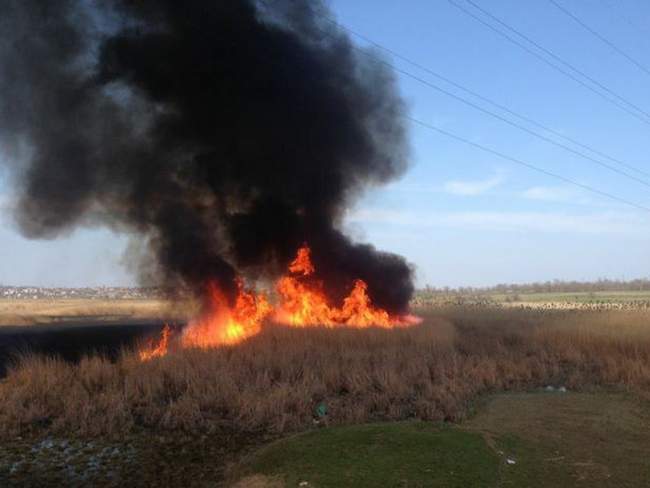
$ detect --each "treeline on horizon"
[421,278,650,296]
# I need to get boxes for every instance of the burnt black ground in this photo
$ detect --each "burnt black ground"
[0,322,170,377]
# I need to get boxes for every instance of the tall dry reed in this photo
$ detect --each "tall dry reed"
[1,307,649,438]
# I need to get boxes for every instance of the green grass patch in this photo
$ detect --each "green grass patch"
[238,422,499,488]
[464,392,650,488]
[236,393,650,488]
[491,434,575,488]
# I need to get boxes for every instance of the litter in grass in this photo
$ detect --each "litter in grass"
[544,385,568,393]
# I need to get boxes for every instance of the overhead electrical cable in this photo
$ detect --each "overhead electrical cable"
[599,0,650,39]
[314,13,650,179]
[447,0,650,126]
[460,0,650,119]
[386,61,650,189]
[259,0,650,211]
[548,0,650,77]
[324,31,650,189]
[406,115,650,213]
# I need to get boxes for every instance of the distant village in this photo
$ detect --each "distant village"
[0,286,162,300]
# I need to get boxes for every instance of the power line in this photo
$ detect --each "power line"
[388,61,650,189]
[258,1,650,211]
[447,0,650,126]
[407,115,650,213]
[460,0,650,120]
[315,14,650,179]
[600,0,650,39]
[332,32,650,190]
[548,0,650,77]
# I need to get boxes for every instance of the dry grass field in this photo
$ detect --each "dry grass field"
[2,306,650,438]
[1,300,650,485]
[0,298,186,326]
[413,290,650,311]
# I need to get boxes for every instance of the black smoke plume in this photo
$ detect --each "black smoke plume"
[0,0,414,312]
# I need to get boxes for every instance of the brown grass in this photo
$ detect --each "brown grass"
[0,298,188,325]
[231,475,285,488]
[1,306,649,439]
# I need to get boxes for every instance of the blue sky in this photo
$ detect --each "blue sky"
[2,0,650,287]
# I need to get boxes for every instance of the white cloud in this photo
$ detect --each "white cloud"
[521,185,588,203]
[347,208,649,235]
[348,209,418,226]
[443,174,504,196]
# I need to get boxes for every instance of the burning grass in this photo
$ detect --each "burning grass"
[138,244,418,356]
[2,306,650,439]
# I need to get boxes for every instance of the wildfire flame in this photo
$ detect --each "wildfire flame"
[275,246,395,327]
[288,245,315,276]
[139,324,171,361]
[182,280,272,349]
[138,244,417,360]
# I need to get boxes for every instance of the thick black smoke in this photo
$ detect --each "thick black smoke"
[0,0,414,312]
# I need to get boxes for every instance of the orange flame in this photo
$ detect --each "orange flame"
[138,244,417,360]
[139,324,172,361]
[182,280,272,348]
[288,244,315,276]
[275,246,400,328]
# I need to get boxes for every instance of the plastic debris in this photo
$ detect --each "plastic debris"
[544,385,568,393]
[315,402,328,418]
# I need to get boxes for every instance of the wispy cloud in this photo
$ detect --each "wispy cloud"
[521,185,589,204]
[443,173,504,196]
[347,208,648,235]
